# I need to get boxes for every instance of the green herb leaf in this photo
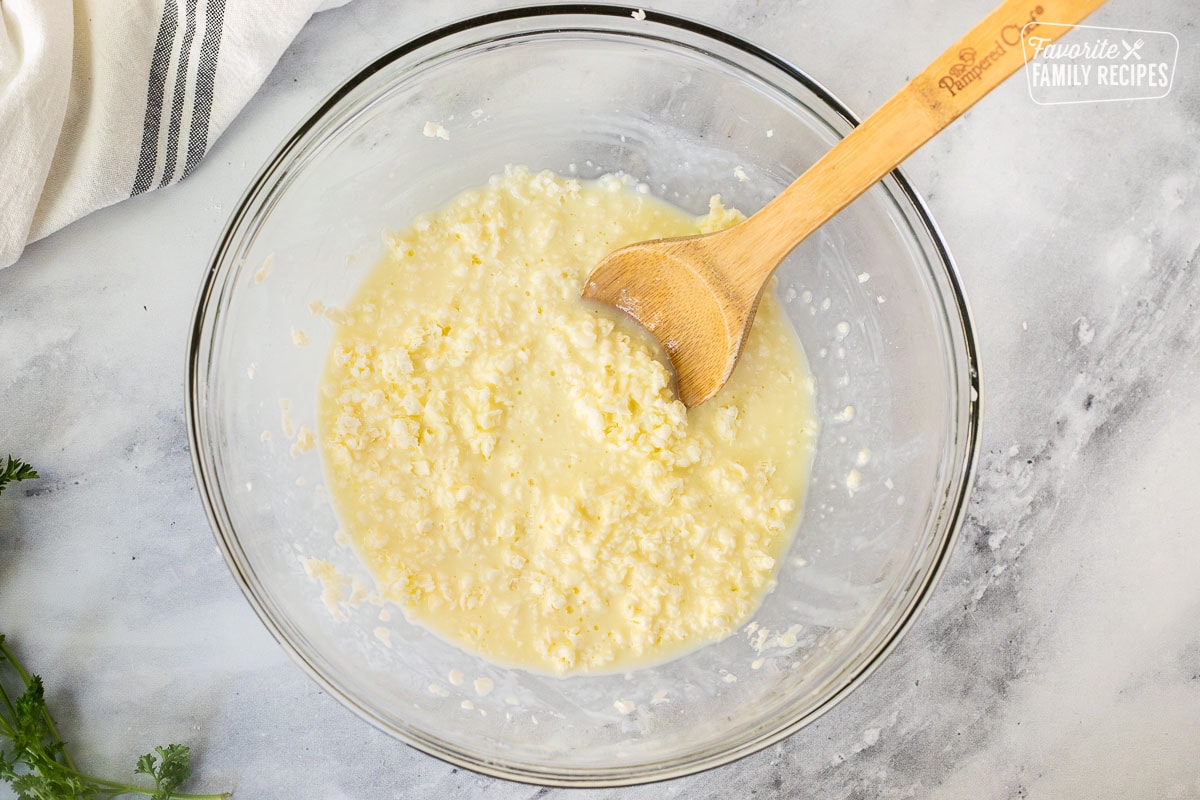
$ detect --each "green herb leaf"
[0,635,230,799]
[0,456,38,497]
[135,744,193,800]
[1,458,231,799]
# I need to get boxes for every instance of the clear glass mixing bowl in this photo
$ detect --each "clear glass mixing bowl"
[188,5,979,786]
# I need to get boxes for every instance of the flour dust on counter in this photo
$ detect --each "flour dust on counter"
[317,166,818,675]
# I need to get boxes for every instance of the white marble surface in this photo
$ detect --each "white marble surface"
[3,1,1199,797]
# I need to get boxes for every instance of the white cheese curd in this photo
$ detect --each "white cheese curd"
[318,166,818,675]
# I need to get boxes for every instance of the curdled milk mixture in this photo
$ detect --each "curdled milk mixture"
[318,166,818,674]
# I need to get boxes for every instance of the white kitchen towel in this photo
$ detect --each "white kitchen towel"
[0,0,349,270]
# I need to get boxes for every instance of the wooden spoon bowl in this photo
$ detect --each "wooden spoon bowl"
[584,0,1106,407]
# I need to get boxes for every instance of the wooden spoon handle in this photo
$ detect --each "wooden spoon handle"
[729,0,1107,289]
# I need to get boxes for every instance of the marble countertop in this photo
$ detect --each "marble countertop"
[3,1,1198,797]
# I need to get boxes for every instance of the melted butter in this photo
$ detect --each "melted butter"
[318,166,818,675]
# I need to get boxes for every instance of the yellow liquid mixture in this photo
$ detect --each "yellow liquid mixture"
[318,167,818,674]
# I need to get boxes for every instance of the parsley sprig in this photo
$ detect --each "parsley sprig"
[0,459,231,799]
[0,636,230,800]
[0,457,37,498]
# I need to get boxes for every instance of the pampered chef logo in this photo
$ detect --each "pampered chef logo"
[938,5,1044,98]
[1022,23,1179,104]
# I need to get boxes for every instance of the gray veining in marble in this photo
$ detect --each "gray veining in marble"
[2,1,1198,798]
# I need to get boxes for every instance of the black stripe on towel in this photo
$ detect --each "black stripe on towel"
[158,0,200,189]
[182,0,226,178]
[131,0,179,196]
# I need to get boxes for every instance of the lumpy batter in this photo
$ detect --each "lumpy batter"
[318,166,817,674]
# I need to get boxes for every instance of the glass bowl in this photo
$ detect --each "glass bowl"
[187,5,979,786]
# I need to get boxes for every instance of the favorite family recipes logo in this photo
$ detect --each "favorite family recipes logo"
[1021,23,1179,104]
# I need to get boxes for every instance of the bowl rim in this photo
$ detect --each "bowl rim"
[186,2,982,787]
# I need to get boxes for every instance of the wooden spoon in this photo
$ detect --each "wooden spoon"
[583,0,1107,407]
